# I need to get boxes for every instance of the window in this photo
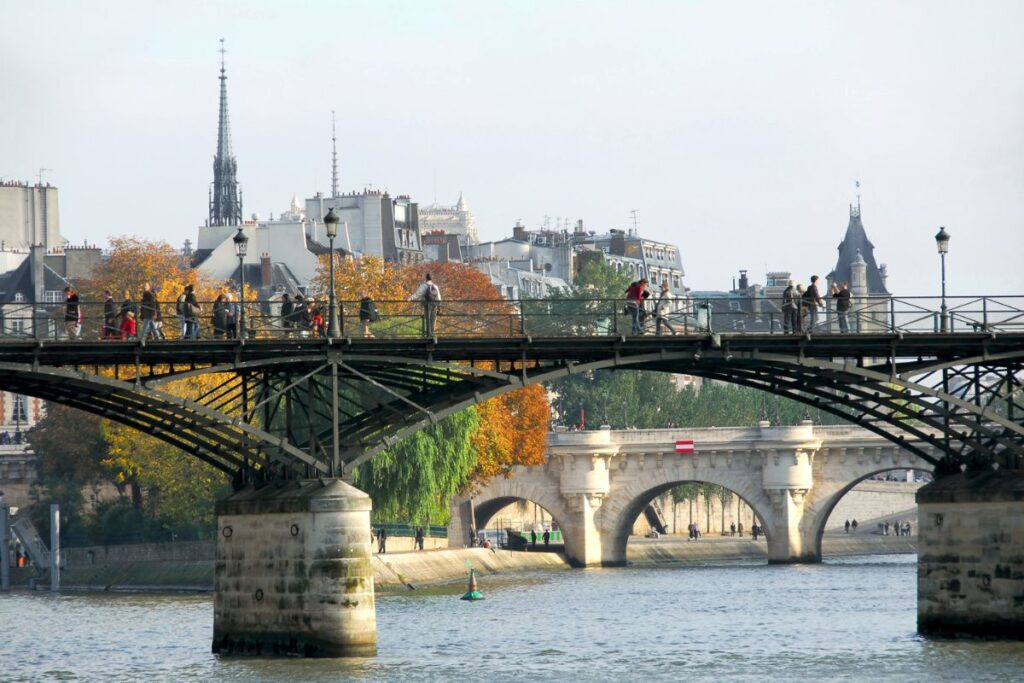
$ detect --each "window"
[12,395,28,423]
[13,293,24,303]
[729,301,741,311]
[672,275,681,288]
[44,290,63,303]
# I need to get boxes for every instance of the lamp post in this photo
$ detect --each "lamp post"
[233,227,248,339]
[934,226,950,332]
[324,208,341,338]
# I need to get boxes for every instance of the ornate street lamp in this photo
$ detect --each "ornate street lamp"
[233,227,248,339]
[324,208,341,338]
[934,226,950,331]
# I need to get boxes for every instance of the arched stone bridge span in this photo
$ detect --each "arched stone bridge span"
[0,329,1019,483]
[451,424,934,566]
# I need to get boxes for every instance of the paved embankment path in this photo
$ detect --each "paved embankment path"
[10,533,915,593]
[627,533,917,565]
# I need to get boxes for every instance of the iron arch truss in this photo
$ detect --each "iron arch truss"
[0,332,1020,482]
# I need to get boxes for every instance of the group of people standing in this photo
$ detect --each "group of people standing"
[94,283,167,341]
[624,278,677,336]
[781,276,852,333]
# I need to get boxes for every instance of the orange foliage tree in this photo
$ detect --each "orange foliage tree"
[72,237,245,523]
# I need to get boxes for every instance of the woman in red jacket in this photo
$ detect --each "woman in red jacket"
[119,310,137,340]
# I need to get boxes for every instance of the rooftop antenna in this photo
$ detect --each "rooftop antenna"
[37,168,52,185]
[856,179,861,214]
[331,111,339,198]
[630,209,639,235]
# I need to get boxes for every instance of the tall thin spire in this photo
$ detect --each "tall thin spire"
[209,38,242,227]
[331,111,339,198]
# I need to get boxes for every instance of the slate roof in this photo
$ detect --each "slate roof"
[827,209,889,295]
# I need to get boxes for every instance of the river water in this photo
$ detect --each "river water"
[1,554,1021,682]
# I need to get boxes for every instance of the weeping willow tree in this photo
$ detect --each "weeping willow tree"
[356,408,481,525]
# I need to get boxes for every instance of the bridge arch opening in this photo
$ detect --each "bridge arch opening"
[472,495,569,552]
[609,480,774,566]
[811,466,933,556]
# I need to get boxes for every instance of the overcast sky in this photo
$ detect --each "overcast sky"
[3,1,1023,296]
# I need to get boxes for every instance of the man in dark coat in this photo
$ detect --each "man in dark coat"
[102,290,118,340]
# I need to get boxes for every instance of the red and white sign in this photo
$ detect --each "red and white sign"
[675,439,695,454]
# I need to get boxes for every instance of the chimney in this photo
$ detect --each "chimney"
[30,244,46,302]
[260,253,272,288]
[610,230,625,256]
[738,270,749,293]
[575,219,585,235]
[512,221,528,241]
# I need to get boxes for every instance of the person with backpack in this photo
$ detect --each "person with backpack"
[409,274,441,337]
[358,291,379,338]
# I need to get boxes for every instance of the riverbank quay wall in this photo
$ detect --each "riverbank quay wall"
[917,472,1024,639]
[7,536,916,592]
[452,424,935,567]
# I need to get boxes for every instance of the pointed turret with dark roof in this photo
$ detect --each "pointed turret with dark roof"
[827,201,889,295]
[208,38,242,227]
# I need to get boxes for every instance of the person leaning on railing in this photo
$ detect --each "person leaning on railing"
[624,278,648,335]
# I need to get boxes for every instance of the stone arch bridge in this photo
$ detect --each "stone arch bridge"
[451,423,935,566]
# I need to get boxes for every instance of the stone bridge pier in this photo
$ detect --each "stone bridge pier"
[452,424,935,567]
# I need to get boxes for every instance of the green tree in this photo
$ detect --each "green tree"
[25,403,119,544]
[356,409,481,525]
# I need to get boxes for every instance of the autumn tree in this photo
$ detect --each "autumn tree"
[81,237,238,526]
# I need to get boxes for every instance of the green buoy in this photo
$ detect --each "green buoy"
[461,565,484,601]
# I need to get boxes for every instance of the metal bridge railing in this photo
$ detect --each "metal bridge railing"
[0,295,1020,341]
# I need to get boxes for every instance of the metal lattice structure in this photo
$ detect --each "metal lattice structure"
[0,317,1021,483]
[0,295,1021,482]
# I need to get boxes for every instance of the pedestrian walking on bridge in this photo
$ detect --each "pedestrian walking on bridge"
[63,286,81,340]
[782,280,798,333]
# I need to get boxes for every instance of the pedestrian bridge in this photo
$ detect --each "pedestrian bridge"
[450,423,934,566]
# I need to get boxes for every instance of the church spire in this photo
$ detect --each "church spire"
[209,38,242,227]
[331,110,339,198]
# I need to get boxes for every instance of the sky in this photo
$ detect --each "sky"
[3,0,1024,296]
